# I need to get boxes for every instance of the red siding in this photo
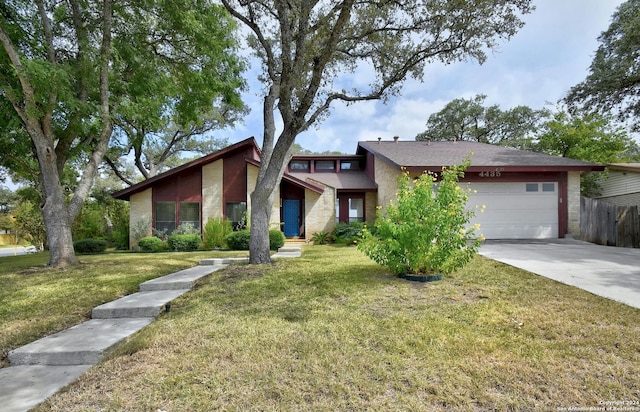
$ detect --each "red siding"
[223,150,248,203]
[153,169,202,202]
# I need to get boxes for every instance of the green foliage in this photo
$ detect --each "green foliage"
[132,219,152,248]
[333,222,365,245]
[73,205,105,241]
[565,0,640,132]
[203,218,233,249]
[415,94,544,148]
[138,236,166,253]
[226,230,251,250]
[358,162,483,276]
[173,222,200,235]
[12,200,46,249]
[269,230,285,250]
[167,233,202,252]
[311,231,333,245]
[73,238,108,254]
[0,214,14,232]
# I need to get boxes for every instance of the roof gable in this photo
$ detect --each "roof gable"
[112,137,260,200]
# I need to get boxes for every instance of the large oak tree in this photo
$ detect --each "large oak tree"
[0,0,244,267]
[221,0,534,264]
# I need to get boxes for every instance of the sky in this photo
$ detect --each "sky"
[219,0,626,155]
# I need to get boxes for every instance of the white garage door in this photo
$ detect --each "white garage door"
[466,182,558,239]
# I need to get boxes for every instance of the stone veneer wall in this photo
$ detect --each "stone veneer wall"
[202,160,224,225]
[567,171,581,237]
[246,164,281,230]
[374,158,402,210]
[304,184,336,236]
[129,188,152,249]
[365,192,377,225]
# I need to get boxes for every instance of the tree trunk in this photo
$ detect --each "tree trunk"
[249,186,274,264]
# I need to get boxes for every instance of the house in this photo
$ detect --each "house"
[112,137,604,247]
[594,163,640,208]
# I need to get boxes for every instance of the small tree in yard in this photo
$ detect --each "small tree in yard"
[358,162,483,276]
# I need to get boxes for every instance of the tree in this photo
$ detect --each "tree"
[221,0,534,264]
[565,0,640,132]
[535,108,637,196]
[12,199,46,250]
[0,0,244,267]
[415,94,544,147]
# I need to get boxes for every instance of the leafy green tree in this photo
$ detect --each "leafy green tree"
[565,0,640,132]
[0,185,18,214]
[358,162,482,276]
[12,199,45,249]
[221,0,534,264]
[535,108,637,196]
[0,0,244,267]
[415,94,544,148]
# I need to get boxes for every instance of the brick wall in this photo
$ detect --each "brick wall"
[304,184,336,236]
[129,188,152,249]
[567,171,581,236]
[202,159,224,225]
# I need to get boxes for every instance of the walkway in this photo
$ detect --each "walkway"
[0,246,300,412]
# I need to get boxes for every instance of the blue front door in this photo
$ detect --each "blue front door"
[283,199,300,237]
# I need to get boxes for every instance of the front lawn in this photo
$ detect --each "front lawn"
[0,249,245,368]
[33,245,640,411]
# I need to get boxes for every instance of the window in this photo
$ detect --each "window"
[542,183,555,192]
[155,202,176,234]
[336,196,364,223]
[315,160,335,171]
[179,202,200,232]
[348,198,364,222]
[526,183,539,192]
[340,160,359,171]
[289,160,309,171]
[226,202,247,230]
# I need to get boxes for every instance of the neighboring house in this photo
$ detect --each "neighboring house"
[112,137,603,247]
[594,163,640,208]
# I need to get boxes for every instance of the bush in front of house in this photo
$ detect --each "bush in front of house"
[333,221,365,244]
[73,238,108,254]
[138,236,166,253]
[226,229,251,250]
[203,218,233,249]
[167,233,202,252]
[269,229,285,250]
[358,161,483,276]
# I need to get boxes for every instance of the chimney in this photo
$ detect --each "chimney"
[393,135,399,143]
[377,137,382,144]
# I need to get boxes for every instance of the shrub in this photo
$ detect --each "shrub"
[269,230,285,250]
[311,231,333,245]
[167,233,202,251]
[73,238,108,254]
[138,236,166,253]
[333,221,365,244]
[358,161,483,276]
[173,222,200,235]
[203,218,232,249]
[226,229,251,250]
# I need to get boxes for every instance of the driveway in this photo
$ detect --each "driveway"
[479,239,640,310]
[0,246,38,258]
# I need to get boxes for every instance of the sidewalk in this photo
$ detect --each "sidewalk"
[0,246,301,412]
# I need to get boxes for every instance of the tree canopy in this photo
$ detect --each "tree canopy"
[0,0,245,266]
[221,0,534,264]
[415,94,544,148]
[565,0,640,132]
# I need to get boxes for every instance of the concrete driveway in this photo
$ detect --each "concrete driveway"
[479,239,640,310]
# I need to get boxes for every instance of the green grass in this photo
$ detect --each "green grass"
[0,249,246,368]
[30,245,640,411]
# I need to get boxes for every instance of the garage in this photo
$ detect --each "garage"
[466,181,558,239]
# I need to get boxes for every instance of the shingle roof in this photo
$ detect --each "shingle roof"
[357,140,604,171]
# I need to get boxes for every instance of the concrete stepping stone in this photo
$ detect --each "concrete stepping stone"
[199,256,249,265]
[0,365,92,412]
[92,289,190,319]
[8,318,153,366]
[139,265,221,291]
[272,246,302,258]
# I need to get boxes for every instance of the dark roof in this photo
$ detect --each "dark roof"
[357,140,604,172]
[288,171,377,191]
[112,137,260,200]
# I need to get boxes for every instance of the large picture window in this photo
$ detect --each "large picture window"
[226,202,247,230]
[155,201,201,235]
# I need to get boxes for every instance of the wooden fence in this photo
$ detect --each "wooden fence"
[580,197,639,248]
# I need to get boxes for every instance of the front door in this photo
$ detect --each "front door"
[283,199,300,237]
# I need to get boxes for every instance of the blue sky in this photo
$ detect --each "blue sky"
[219,0,626,155]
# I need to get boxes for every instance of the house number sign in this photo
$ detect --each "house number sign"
[478,168,504,178]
